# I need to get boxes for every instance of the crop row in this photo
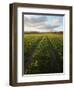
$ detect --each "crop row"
[24,34,63,74]
[24,35,42,73]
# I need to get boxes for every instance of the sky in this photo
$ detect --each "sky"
[24,14,64,32]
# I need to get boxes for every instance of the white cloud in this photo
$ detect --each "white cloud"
[51,19,60,26]
[24,15,63,32]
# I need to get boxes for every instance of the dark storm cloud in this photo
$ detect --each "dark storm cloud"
[24,15,47,26]
[30,16,47,23]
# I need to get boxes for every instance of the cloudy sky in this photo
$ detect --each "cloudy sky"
[24,14,64,32]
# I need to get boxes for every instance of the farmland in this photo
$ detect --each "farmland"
[24,33,63,74]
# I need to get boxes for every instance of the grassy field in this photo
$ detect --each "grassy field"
[24,33,63,74]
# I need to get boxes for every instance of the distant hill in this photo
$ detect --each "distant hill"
[24,31,63,34]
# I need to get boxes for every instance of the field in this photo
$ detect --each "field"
[24,33,63,74]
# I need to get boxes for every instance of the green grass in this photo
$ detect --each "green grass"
[24,33,63,74]
[24,33,63,39]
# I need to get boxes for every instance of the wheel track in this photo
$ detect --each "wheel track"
[46,37,63,73]
[24,36,43,73]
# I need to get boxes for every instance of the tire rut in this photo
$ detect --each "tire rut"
[46,37,62,73]
[24,37,43,73]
